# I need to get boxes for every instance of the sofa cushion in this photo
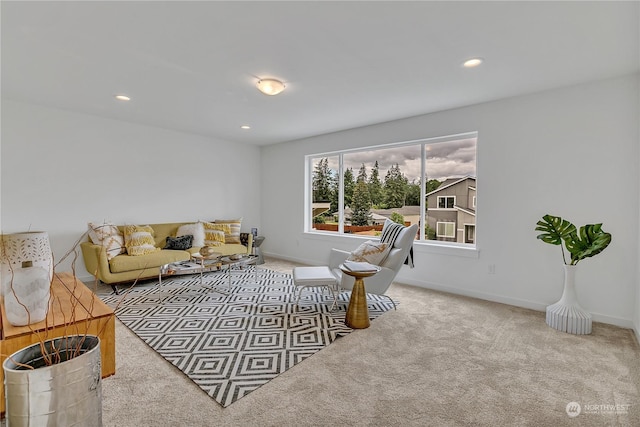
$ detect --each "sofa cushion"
[164,235,193,250]
[214,218,242,244]
[109,250,190,273]
[176,223,205,247]
[123,225,160,256]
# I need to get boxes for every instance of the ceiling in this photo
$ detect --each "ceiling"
[2,1,638,146]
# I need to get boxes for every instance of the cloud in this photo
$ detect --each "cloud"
[316,137,476,182]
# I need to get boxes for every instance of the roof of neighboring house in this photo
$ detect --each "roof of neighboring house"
[341,208,388,222]
[312,202,331,217]
[372,206,420,216]
[426,176,476,197]
[455,206,476,216]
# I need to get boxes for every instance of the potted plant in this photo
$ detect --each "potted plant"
[535,214,612,334]
[1,233,108,426]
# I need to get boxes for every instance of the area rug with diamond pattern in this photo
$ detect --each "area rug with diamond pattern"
[97,268,395,407]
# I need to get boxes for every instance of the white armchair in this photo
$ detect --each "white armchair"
[329,222,418,309]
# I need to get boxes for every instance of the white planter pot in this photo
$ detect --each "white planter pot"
[545,265,592,334]
[3,335,102,426]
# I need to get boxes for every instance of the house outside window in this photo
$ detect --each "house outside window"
[307,132,477,247]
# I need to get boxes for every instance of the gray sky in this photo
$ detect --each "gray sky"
[322,137,476,182]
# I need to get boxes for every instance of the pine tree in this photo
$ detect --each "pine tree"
[351,180,371,226]
[383,163,408,208]
[368,161,383,207]
[343,168,355,207]
[312,158,332,202]
[357,163,367,183]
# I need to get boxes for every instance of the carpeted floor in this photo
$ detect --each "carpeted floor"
[96,266,394,407]
[98,257,640,427]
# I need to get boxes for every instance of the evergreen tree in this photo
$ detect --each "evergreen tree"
[357,163,367,183]
[368,161,383,207]
[351,180,371,226]
[343,167,355,207]
[405,179,421,206]
[329,173,339,213]
[383,163,408,208]
[312,158,332,202]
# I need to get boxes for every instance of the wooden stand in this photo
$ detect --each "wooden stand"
[0,272,116,415]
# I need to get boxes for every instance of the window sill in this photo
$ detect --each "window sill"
[303,231,479,258]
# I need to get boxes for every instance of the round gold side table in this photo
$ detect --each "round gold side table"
[339,264,380,329]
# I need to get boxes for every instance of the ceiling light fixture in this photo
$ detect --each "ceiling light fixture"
[463,58,483,68]
[256,79,285,96]
[114,94,131,101]
[240,125,251,130]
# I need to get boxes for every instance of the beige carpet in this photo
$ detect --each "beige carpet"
[100,257,640,427]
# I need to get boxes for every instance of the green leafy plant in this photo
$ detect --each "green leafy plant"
[535,214,612,265]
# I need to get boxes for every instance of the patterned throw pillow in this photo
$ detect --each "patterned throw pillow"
[347,240,391,265]
[164,235,193,250]
[123,225,160,256]
[88,222,125,260]
[200,222,230,246]
[176,223,205,247]
[379,219,406,249]
[214,219,242,244]
[204,230,225,247]
[88,222,119,244]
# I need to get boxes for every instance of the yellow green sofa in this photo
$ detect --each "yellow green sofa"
[81,222,252,292]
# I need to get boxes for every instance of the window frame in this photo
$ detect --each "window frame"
[436,221,456,239]
[437,195,456,210]
[305,131,478,251]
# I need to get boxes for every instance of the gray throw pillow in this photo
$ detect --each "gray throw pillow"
[164,235,193,250]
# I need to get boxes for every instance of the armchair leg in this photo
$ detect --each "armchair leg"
[111,284,119,295]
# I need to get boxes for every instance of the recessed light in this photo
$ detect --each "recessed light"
[463,58,483,68]
[240,125,251,130]
[114,94,131,101]
[256,79,286,96]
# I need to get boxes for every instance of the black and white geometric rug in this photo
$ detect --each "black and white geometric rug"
[97,268,395,407]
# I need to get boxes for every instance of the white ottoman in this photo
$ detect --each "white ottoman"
[292,266,338,310]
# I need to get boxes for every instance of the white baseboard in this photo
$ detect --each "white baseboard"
[264,251,635,330]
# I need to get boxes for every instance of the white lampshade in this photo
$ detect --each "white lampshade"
[1,231,53,280]
[256,79,286,96]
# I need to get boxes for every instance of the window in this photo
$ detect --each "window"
[436,222,456,238]
[307,132,477,246]
[437,196,455,209]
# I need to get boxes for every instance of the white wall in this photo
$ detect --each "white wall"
[1,100,262,281]
[261,73,640,328]
[637,74,640,343]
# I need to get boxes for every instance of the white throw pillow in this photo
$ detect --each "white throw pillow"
[88,222,125,260]
[347,240,390,265]
[177,223,205,247]
[88,222,119,244]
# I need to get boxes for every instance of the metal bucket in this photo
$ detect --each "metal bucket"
[3,335,102,427]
